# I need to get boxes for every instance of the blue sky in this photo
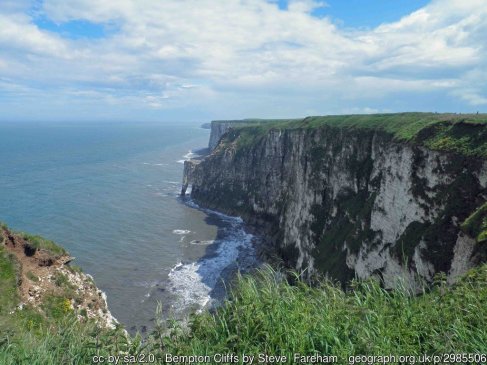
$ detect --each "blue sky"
[0,0,486,122]
[281,0,430,27]
[35,18,108,39]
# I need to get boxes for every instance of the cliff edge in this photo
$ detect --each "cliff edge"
[0,224,117,329]
[184,113,487,288]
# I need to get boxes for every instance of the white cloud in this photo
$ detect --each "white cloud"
[0,13,69,57]
[454,89,487,106]
[0,0,486,121]
[287,0,328,13]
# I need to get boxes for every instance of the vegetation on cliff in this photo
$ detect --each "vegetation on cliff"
[0,225,126,365]
[461,202,487,243]
[220,113,487,158]
[2,224,487,364]
[166,265,487,358]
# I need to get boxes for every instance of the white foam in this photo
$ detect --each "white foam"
[183,150,196,159]
[177,150,197,164]
[167,201,255,313]
[172,229,191,235]
[142,162,168,166]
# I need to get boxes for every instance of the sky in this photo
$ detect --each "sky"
[0,0,486,122]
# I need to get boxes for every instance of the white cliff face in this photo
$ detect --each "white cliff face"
[209,122,235,150]
[353,145,448,287]
[187,125,487,287]
[448,233,477,284]
[369,147,426,245]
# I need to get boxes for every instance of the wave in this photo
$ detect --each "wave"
[172,229,191,235]
[183,150,196,159]
[142,162,168,166]
[177,149,197,164]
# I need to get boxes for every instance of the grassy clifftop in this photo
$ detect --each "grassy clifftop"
[212,118,301,126]
[2,225,487,363]
[220,112,487,157]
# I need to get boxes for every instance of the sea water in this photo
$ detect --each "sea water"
[0,121,255,333]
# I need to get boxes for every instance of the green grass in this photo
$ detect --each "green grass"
[21,233,66,256]
[0,246,24,349]
[0,226,139,365]
[54,272,70,288]
[218,119,301,151]
[0,247,20,315]
[461,202,487,243]
[2,223,487,364]
[41,295,73,320]
[220,113,487,157]
[0,314,132,365]
[2,264,487,364]
[26,271,39,283]
[295,113,487,140]
[163,265,487,362]
[212,118,301,126]
[67,264,83,274]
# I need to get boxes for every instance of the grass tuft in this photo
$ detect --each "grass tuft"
[461,202,487,243]
[21,233,66,256]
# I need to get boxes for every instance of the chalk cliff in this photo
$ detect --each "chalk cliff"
[184,114,487,287]
[208,121,237,151]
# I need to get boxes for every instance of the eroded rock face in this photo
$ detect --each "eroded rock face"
[185,125,487,287]
[209,122,235,151]
[1,227,118,328]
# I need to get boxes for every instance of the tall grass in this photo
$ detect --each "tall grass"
[1,264,487,364]
[163,265,487,362]
[0,316,134,365]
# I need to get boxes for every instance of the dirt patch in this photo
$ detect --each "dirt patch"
[1,227,117,328]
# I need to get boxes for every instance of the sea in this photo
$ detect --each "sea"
[0,121,256,333]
